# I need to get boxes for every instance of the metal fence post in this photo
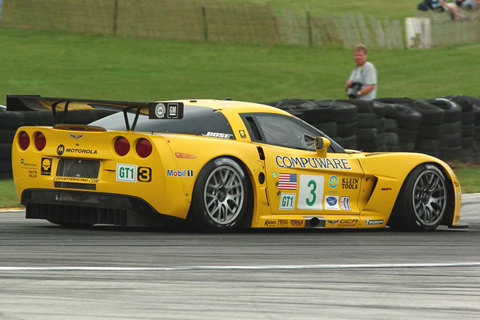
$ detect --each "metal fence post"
[113,0,119,36]
[202,2,208,42]
[306,5,312,46]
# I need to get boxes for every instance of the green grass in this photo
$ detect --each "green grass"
[0,180,19,208]
[0,27,479,106]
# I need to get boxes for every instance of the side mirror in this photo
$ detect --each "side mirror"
[315,137,330,158]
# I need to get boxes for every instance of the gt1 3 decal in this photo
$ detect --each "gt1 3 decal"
[275,156,351,170]
[279,193,295,210]
[117,164,153,182]
[298,175,324,210]
[117,164,137,182]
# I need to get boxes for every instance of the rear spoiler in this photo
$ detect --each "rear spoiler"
[6,95,184,130]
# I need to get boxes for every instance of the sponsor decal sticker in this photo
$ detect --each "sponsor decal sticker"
[239,130,246,138]
[298,175,324,210]
[264,219,277,227]
[329,175,339,188]
[278,173,297,190]
[69,133,84,146]
[290,219,304,227]
[340,196,351,210]
[28,170,37,178]
[278,219,288,227]
[279,193,295,210]
[324,196,340,210]
[167,169,194,177]
[365,219,384,226]
[205,132,234,139]
[117,163,137,182]
[275,155,351,170]
[57,144,97,155]
[342,178,358,190]
[41,158,52,176]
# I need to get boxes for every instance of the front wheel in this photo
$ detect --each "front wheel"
[188,157,250,233]
[389,164,448,231]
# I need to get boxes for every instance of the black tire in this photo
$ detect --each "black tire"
[412,100,445,126]
[312,121,337,137]
[0,130,16,143]
[0,112,25,130]
[188,157,250,233]
[394,104,422,130]
[424,98,461,123]
[0,143,12,160]
[336,122,357,137]
[389,164,448,231]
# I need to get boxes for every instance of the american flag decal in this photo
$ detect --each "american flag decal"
[278,173,297,190]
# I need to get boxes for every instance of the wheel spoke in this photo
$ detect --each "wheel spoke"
[204,165,245,225]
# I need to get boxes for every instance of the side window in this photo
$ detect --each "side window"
[243,113,318,150]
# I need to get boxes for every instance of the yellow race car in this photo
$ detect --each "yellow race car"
[8,95,463,232]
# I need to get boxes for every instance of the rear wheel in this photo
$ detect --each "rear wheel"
[189,157,250,233]
[389,164,448,231]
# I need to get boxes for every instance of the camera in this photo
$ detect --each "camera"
[347,82,362,99]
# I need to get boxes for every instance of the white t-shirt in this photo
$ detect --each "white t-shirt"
[349,61,377,100]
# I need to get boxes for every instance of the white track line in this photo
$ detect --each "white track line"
[1,262,480,271]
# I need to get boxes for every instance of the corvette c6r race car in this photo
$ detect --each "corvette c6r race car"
[8,95,463,232]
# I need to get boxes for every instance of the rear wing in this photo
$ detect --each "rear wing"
[6,95,184,130]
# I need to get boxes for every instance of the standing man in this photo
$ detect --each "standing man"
[345,44,377,100]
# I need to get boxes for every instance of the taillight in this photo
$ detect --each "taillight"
[35,132,46,151]
[18,131,30,150]
[136,138,152,158]
[114,137,130,156]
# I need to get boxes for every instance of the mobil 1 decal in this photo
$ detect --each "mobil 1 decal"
[297,175,324,210]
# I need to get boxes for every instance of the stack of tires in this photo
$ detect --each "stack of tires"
[424,98,462,161]
[308,100,357,149]
[374,98,422,152]
[446,95,478,163]
[411,99,445,158]
[0,111,24,178]
[342,99,387,152]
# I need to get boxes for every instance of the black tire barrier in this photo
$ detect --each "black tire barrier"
[336,122,357,137]
[334,135,357,150]
[418,125,443,140]
[0,112,24,130]
[391,104,422,131]
[0,142,12,160]
[0,159,12,179]
[424,98,462,123]
[411,100,445,126]
[312,121,337,137]
[0,129,16,143]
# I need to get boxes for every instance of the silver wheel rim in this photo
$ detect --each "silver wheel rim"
[412,169,446,227]
[204,165,244,225]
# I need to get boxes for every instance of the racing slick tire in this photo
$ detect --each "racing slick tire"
[389,164,448,231]
[188,157,250,233]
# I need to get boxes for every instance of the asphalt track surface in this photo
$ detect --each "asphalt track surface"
[1,195,480,320]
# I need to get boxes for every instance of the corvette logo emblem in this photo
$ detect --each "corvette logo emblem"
[69,133,84,146]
